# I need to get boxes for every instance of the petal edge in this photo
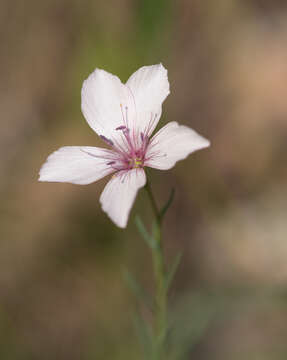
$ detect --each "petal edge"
[100,168,146,228]
[39,146,115,185]
[126,64,170,136]
[145,122,210,170]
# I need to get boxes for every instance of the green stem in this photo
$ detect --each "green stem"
[145,179,161,220]
[144,180,167,359]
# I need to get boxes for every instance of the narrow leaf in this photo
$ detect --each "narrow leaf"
[160,188,175,220]
[135,215,156,249]
[123,268,154,311]
[165,252,182,291]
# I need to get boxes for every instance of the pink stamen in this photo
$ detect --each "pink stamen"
[125,106,129,128]
[102,104,159,172]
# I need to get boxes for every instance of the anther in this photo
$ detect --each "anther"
[100,135,114,146]
[116,125,126,130]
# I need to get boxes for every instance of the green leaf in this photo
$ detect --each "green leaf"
[165,251,182,291]
[135,215,156,249]
[123,268,154,311]
[160,188,175,221]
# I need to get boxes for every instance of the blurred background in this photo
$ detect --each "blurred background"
[1,0,287,359]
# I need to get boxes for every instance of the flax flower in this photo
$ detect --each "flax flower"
[39,64,210,227]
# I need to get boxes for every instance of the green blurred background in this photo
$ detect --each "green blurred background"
[1,0,287,359]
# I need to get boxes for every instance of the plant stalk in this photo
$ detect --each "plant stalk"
[144,180,167,359]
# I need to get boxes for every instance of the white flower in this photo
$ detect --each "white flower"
[39,64,210,228]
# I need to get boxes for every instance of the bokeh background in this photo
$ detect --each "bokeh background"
[1,0,287,359]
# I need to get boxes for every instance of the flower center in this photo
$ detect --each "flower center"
[130,157,143,168]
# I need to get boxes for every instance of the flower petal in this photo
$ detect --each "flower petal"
[126,64,170,136]
[39,146,115,185]
[81,68,136,149]
[145,122,210,170]
[100,168,146,228]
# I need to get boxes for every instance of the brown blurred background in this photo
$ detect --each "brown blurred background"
[1,0,287,359]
